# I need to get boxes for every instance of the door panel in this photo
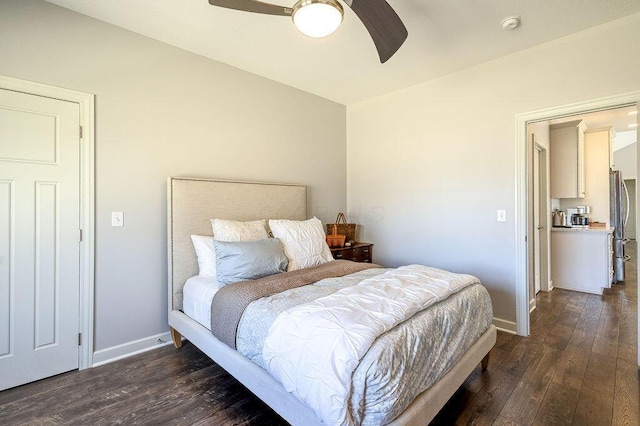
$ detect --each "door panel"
[0,107,58,164]
[0,88,80,390]
[35,182,58,349]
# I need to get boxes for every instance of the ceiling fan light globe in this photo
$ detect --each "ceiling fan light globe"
[292,0,344,38]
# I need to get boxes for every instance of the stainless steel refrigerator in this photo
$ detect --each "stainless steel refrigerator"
[610,169,630,282]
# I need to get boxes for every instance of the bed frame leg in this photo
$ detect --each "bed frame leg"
[481,352,490,371]
[170,327,183,349]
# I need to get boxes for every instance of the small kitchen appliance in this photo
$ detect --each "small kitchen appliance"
[552,210,567,227]
[567,206,590,228]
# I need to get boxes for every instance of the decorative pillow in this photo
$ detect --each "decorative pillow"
[213,238,288,286]
[191,235,217,277]
[211,219,269,242]
[268,217,333,272]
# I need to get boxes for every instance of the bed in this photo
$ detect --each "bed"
[167,177,496,425]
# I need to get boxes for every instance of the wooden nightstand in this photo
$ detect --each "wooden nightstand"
[330,243,373,263]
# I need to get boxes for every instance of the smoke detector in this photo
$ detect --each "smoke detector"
[501,16,521,30]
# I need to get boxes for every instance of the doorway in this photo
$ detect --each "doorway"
[516,91,640,341]
[0,75,95,388]
[529,134,551,314]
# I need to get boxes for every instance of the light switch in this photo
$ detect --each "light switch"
[112,212,124,227]
[497,210,506,222]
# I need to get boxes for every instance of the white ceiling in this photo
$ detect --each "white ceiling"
[44,0,640,105]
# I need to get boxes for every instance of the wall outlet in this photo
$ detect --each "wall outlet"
[497,210,506,222]
[112,212,124,227]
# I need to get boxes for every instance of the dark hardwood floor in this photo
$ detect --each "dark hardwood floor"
[432,241,639,426]
[1,246,637,425]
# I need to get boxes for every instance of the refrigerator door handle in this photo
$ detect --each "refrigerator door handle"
[622,179,630,227]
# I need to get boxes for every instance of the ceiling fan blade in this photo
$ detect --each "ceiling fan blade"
[345,0,408,63]
[208,0,292,16]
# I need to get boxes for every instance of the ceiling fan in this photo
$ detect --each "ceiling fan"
[207,0,408,63]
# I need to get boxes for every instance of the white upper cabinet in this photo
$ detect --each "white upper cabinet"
[585,126,615,169]
[583,126,614,224]
[550,120,587,198]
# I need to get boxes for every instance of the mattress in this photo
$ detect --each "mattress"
[235,268,492,424]
[182,275,219,330]
[183,268,492,425]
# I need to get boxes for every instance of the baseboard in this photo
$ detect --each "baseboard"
[492,317,517,334]
[552,284,603,295]
[547,280,554,292]
[530,298,536,313]
[92,331,173,367]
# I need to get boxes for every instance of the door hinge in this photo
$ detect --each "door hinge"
[79,125,83,139]
[78,333,82,346]
[80,229,83,242]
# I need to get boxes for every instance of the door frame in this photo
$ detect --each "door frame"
[532,144,543,297]
[0,75,95,369]
[515,90,640,338]
[528,132,551,315]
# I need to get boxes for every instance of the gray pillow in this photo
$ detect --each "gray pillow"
[213,238,288,287]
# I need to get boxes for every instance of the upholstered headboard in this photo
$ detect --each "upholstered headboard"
[167,177,307,313]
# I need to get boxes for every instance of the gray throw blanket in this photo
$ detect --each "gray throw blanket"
[210,260,380,348]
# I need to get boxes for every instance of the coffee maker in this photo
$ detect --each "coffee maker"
[566,206,590,228]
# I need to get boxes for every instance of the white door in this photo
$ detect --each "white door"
[0,88,80,390]
[533,146,542,295]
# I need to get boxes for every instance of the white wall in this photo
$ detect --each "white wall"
[0,0,347,353]
[614,142,638,179]
[529,122,550,150]
[347,13,640,325]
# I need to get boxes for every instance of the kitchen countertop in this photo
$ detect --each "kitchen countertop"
[551,226,614,233]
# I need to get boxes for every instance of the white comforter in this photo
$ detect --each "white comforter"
[262,265,480,426]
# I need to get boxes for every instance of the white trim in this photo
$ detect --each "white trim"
[552,285,603,295]
[515,113,529,337]
[492,317,517,334]
[516,90,640,337]
[529,298,536,313]
[92,332,173,367]
[0,75,96,369]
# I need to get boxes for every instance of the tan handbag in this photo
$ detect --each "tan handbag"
[326,223,346,248]
[326,213,356,242]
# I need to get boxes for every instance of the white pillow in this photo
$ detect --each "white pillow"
[211,219,269,242]
[192,220,269,277]
[269,217,333,272]
[191,235,217,277]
